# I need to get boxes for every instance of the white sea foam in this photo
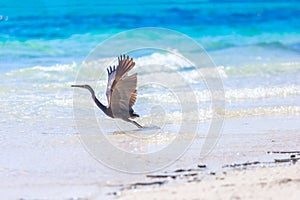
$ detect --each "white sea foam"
[4,52,299,83]
[225,85,300,100]
[1,52,299,124]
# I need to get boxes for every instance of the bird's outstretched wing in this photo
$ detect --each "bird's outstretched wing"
[106,65,116,106]
[110,73,137,118]
[106,55,137,109]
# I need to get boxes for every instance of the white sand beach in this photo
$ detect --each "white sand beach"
[118,162,300,200]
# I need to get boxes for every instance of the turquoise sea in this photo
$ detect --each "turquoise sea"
[1,0,300,198]
[1,0,300,69]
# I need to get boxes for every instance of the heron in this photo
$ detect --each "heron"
[71,54,143,128]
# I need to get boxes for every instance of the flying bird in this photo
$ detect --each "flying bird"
[72,55,142,128]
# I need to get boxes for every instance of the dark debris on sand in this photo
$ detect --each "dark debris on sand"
[223,150,300,169]
[108,150,300,197]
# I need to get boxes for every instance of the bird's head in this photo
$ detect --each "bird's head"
[71,84,95,95]
[71,84,90,89]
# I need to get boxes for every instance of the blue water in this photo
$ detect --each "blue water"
[1,0,300,70]
[1,0,300,124]
[1,0,299,122]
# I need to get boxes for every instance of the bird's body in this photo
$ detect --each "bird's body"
[72,55,142,128]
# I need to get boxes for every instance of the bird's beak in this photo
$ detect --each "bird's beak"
[71,85,85,88]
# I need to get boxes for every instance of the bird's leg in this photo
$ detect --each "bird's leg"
[129,120,143,128]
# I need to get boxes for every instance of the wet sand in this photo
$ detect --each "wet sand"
[1,116,299,199]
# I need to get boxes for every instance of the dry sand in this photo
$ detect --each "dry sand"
[117,162,300,200]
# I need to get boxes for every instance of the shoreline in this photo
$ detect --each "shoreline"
[116,161,300,200]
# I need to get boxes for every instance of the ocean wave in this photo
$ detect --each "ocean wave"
[198,33,300,51]
[222,62,300,77]
[224,106,300,119]
[4,63,79,83]
[138,105,300,124]
[225,85,300,100]
[139,85,300,105]
[3,50,300,87]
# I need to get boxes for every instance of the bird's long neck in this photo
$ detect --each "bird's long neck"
[93,94,107,112]
[85,86,107,113]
